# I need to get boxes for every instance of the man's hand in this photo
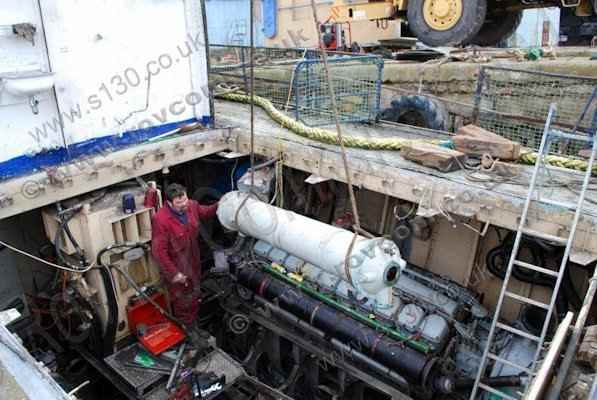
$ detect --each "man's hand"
[173,272,188,285]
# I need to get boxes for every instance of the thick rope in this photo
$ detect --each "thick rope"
[217,92,451,151]
[216,91,597,174]
[308,0,361,227]
[519,151,597,174]
[308,0,365,287]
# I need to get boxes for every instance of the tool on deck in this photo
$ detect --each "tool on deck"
[191,372,226,399]
[167,342,187,392]
[169,370,226,400]
[123,362,172,375]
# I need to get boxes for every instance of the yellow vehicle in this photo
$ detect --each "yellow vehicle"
[330,0,597,46]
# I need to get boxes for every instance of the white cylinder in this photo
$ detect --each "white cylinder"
[218,191,406,307]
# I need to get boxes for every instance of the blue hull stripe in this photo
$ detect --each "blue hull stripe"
[0,118,198,181]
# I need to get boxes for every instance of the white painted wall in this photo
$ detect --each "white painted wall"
[510,8,561,48]
[0,0,63,163]
[0,0,210,169]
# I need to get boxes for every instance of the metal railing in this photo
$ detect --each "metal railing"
[209,45,383,126]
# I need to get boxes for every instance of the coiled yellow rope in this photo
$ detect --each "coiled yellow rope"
[216,92,596,174]
[519,152,597,174]
[217,92,450,150]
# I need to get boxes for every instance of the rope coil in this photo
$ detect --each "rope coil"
[215,91,597,175]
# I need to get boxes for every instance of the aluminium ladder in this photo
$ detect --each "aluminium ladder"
[470,93,597,400]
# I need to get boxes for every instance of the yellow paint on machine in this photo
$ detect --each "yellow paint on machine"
[331,0,395,22]
[423,0,463,31]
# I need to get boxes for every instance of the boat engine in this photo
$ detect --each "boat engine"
[210,192,536,398]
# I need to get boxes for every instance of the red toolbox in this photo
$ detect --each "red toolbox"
[126,292,185,355]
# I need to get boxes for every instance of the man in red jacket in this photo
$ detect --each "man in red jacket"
[151,183,218,326]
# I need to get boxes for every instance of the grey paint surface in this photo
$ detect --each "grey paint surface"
[0,323,70,400]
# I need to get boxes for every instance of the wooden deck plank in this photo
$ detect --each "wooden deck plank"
[0,128,233,220]
[216,100,597,260]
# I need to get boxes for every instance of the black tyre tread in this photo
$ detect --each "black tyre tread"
[407,0,487,47]
[380,95,448,131]
[471,10,522,46]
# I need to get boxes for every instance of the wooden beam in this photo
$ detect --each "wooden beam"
[232,133,597,258]
[545,264,597,399]
[578,325,597,370]
[0,128,233,220]
[453,124,521,161]
[524,312,574,400]
[401,143,466,172]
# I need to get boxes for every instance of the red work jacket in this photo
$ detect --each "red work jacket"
[151,200,218,287]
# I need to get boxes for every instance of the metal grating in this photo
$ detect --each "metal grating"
[209,45,383,126]
[292,55,383,126]
[104,343,167,396]
[472,66,597,158]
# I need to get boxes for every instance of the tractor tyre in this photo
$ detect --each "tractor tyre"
[471,10,522,46]
[407,0,487,47]
[379,95,448,131]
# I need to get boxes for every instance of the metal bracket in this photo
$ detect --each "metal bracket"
[0,193,14,208]
[0,23,36,45]
[45,169,73,188]
[560,0,581,7]
[174,143,185,155]
[132,151,147,170]
[12,23,36,45]
[86,170,99,180]
[152,149,166,161]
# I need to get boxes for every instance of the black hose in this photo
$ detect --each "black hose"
[485,245,552,286]
[562,262,583,310]
[237,266,443,388]
[81,298,107,359]
[95,243,193,339]
[454,375,522,390]
[391,220,413,259]
[97,266,119,356]
[54,206,87,270]
[197,155,244,164]
[55,196,105,270]
[52,192,104,265]
[62,218,85,258]
[254,296,412,392]
[485,233,582,313]
[486,243,571,315]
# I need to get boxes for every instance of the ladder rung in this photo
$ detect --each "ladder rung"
[478,383,519,400]
[487,352,533,375]
[513,260,559,277]
[548,130,594,143]
[497,322,541,342]
[537,197,578,210]
[504,291,550,310]
[521,228,568,245]
[544,164,588,176]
